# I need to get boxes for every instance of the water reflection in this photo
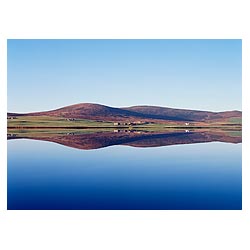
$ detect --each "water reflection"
[7,129,242,150]
[7,129,242,210]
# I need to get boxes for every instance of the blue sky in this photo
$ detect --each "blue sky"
[8,39,242,112]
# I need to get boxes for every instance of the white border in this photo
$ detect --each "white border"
[0,1,249,250]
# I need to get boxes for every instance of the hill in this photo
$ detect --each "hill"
[124,105,242,122]
[7,103,242,124]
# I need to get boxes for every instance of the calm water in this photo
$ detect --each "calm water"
[8,139,242,210]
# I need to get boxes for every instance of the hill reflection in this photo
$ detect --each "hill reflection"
[7,129,242,150]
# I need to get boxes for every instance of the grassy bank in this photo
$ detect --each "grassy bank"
[7,115,242,130]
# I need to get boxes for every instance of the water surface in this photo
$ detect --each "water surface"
[7,131,242,210]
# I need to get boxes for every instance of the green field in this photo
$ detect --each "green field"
[7,115,242,131]
[7,116,114,128]
[227,117,242,124]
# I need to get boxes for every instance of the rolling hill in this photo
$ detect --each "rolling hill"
[8,103,242,124]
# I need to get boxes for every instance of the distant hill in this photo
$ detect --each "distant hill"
[7,103,242,123]
[124,105,242,122]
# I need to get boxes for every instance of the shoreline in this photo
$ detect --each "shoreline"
[7,125,242,130]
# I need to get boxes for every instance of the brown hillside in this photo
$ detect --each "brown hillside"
[7,103,242,123]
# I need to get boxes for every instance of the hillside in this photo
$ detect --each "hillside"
[124,105,242,122]
[7,103,242,123]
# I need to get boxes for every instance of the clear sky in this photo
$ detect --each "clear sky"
[8,39,242,112]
